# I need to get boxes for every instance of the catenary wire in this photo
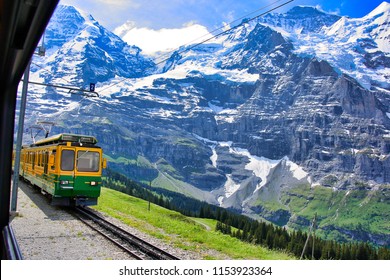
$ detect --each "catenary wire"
[98,0,294,93]
[152,0,287,65]
[30,61,73,85]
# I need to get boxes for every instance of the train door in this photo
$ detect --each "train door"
[43,151,49,175]
[32,152,35,171]
[59,148,75,190]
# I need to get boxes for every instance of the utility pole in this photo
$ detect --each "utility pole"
[148,181,151,211]
[10,60,31,213]
[10,37,47,213]
[300,213,317,260]
[312,213,317,260]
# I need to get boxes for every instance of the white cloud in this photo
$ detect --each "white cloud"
[314,4,340,16]
[118,24,211,55]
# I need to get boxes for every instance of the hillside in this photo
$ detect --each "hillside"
[94,182,390,259]
[93,187,295,260]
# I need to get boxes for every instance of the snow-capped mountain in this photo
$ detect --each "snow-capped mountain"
[33,5,155,88]
[291,2,390,90]
[19,3,390,245]
[163,3,390,91]
[259,5,341,34]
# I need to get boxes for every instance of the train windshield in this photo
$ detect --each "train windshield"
[61,150,75,171]
[77,151,100,172]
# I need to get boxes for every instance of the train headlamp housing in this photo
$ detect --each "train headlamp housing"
[90,181,97,186]
[60,180,69,185]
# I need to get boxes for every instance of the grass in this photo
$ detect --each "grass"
[276,184,389,240]
[104,154,154,167]
[248,182,390,244]
[93,187,295,260]
[191,217,217,231]
[174,138,198,148]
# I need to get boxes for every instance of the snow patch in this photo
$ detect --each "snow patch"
[286,160,308,180]
[202,140,309,199]
[224,174,241,198]
[208,102,225,113]
[210,146,218,168]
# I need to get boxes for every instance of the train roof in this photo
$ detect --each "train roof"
[33,133,98,146]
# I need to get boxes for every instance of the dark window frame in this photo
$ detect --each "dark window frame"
[61,150,75,171]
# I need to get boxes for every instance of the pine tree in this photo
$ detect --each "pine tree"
[199,206,205,218]
[378,247,390,260]
[216,221,222,232]
[356,242,370,260]
[235,229,242,240]
[265,231,274,249]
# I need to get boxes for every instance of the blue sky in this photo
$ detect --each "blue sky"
[61,0,386,30]
[60,0,387,55]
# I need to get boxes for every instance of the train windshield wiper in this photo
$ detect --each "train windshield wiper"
[77,150,90,160]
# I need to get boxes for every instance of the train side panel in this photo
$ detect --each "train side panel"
[20,145,57,196]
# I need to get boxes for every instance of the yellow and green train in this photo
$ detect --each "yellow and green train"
[16,133,106,206]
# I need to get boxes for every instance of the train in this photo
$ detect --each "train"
[14,133,106,206]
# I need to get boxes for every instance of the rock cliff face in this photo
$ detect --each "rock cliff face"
[38,5,155,87]
[21,4,390,245]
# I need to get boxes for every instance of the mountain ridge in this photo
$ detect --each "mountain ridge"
[19,3,390,245]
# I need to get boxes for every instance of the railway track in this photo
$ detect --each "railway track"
[72,206,179,260]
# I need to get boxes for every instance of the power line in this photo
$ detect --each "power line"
[157,0,294,65]
[30,60,73,85]
[152,0,288,65]
[99,0,294,94]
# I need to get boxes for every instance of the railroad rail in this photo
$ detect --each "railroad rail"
[72,206,179,260]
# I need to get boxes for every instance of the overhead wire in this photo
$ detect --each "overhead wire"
[152,0,288,64]
[98,0,294,94]
[156,0,294,65]
[28,60,97,124]
[30,61,73,86]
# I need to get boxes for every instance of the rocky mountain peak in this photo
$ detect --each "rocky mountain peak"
[44,5,86,53]
[260,5,340,34]
[33,5,155,87]
[286,6,327,17]
[366,1,390,18]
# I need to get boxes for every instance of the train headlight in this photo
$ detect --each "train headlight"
[60,180,69,185]
[90,181,97,186]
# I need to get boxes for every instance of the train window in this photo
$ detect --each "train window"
[77,151,100,172]
[61,150,75,171]
[51,150,56,169]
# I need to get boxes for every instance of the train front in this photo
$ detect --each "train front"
[54,135,106,206]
